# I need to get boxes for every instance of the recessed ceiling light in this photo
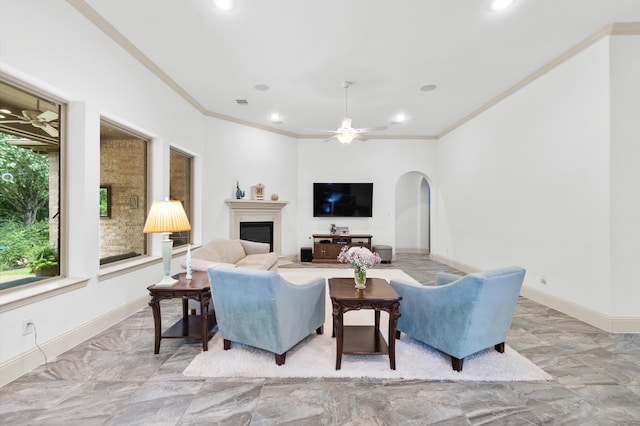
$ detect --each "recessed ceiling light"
[254,84,269,91]
[392,113,406,124]
[490,0,515,11]
[420,84,437,92]
[270,113,282,123]
[213,0,234,11]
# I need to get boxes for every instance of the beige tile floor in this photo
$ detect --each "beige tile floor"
[1,254,639,425]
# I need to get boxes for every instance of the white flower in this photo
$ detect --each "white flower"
[337,246,381,270]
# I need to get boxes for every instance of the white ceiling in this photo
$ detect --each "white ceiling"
[78,0,640,139]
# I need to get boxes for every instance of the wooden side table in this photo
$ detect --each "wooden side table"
[328,277,402,370]
[147,271,216,354]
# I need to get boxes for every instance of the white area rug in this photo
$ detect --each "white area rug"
[183,268,552,382]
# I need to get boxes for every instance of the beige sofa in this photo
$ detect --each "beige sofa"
[185,239,278,271]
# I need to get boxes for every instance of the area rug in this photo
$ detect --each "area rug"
[183,268,552,382]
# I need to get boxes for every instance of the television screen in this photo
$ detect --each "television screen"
[313,183,373,217]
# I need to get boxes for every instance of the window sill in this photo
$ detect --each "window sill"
[97,245,199,281]
[0,277,89,313]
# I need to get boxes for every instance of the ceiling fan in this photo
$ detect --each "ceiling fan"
[0,103,59,138]
[313,81,387,144]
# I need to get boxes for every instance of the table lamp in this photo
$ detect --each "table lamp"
[143,199,191,287]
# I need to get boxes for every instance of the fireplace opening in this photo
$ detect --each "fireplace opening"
[239,221,274,252]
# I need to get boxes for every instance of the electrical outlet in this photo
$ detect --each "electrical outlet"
[22,319,35,336]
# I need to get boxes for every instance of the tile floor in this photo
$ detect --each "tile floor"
[1,254,640,425]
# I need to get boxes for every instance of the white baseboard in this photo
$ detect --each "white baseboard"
[0,295,148,387]
[520,286,640,333]
[433,254,640,334]
[396,248,430,255]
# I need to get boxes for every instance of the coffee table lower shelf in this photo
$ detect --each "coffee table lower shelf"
[342,325,389,355]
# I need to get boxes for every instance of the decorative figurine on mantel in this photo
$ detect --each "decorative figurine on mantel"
[252,183,265,200]
[235,181,245,199]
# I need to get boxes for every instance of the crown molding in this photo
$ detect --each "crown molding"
[437,22,640,139]
[66,2,639,143]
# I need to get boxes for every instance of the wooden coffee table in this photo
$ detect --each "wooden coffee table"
[147,271,216,354]
[328,277,402,370]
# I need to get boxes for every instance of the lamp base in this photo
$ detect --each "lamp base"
[153,275,178,287]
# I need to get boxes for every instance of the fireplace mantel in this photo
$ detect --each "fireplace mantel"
[225,199,288,210]
[225,199,288,254]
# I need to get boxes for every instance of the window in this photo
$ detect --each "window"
[0,80,61,290]
[99,120,149,265]
[169,148,192,247]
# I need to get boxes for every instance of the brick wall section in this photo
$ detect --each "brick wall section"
[169,150,191,246]
[48,152,59,249]
[99,139,147,258]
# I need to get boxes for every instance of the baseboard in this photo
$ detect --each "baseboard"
[395,248,430,255]
[520,286,640,333]
[0,295,148,387]
[430,254,480,274]
[433,254,640,334]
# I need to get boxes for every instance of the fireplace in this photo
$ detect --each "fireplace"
[240,221,274,252]
[226,199,288,254]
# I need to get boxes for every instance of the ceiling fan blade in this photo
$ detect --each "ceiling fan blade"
[37,110,58,122]
[0,120,30,124]
[323,135,337,142]
[355,125,388,133]
[305,129,340,134]
[22,110,40,121]
[40,123,59,137]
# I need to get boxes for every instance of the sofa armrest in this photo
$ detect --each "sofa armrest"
[239,239,270,255]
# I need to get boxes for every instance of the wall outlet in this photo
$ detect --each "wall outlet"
[22,319,35,336]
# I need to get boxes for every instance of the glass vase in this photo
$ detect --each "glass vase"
[354,267,367,289]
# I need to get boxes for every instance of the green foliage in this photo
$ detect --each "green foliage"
[28,244,58,273]
[0,139,50,225]
[0,220,50,271]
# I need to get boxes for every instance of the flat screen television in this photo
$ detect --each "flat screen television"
[313,182,373,217]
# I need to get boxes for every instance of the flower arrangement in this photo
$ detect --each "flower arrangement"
[337,246,381,289]
[337,246,381,270]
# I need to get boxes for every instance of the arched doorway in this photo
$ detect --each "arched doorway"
[395,172,430,254]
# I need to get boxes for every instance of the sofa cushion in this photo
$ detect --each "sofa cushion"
[236,252,278,270]
[239,240,270,255]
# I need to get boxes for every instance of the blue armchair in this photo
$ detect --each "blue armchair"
[207,267,325,365]
[390,266,525,371]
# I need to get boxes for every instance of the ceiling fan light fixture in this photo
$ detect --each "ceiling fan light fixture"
[337,133,354,144]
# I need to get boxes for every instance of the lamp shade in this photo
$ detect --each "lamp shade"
[143,200,191,234]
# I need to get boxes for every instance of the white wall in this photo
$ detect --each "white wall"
[0,0,205,374]
[609,35,640,317]
[296,139,438,252]
[200,118,299,255]
[435,35,634,320]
